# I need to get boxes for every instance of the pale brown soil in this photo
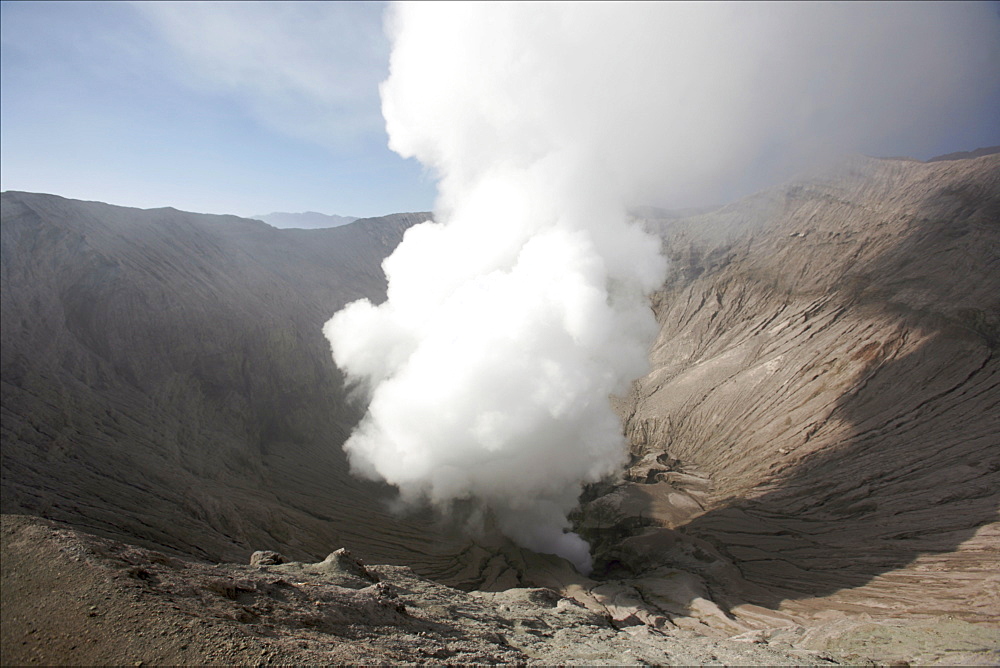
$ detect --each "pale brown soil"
[3,514,862,666]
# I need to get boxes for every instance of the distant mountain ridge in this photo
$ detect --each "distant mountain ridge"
[926,145,1000,162]
[253,211,358,229]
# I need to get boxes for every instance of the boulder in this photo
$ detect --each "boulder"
[314,548,377,583]
[249,550,286,567]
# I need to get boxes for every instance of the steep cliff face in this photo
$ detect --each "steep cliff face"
[0,193,449,569]
[615,154,999,622]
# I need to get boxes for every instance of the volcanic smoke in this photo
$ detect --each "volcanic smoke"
[324,3,999,572]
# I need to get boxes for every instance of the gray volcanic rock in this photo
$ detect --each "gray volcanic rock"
[269,547,381,589]
[249,550,286,567]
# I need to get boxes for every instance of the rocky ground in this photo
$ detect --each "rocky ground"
[10,513,995,666]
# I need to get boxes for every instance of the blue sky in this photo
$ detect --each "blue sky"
[2,1,998,219]
[1,1,434,218]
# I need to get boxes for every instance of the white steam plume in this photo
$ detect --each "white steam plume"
[325,3,999,572]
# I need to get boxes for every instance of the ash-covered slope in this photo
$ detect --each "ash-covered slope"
[0,193,447,569]
[610,153,999,623]
[2,155,999,665]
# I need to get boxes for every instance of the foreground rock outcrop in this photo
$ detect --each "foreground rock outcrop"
[19,513,985,666]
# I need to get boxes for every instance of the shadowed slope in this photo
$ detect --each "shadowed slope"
[0,192,458,571]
